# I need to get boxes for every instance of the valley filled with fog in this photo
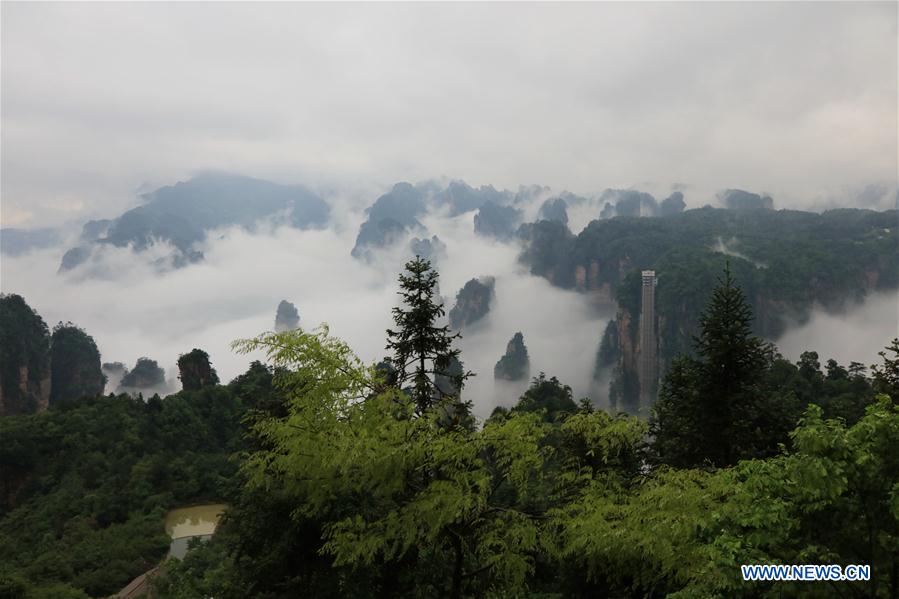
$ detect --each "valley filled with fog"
[2,176,895,421]
[2,3,897,597]
[1,182,605,420]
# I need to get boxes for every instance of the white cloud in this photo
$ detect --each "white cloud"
[776,292,899,370]
[0,199,610,419]
[2,2,896,226]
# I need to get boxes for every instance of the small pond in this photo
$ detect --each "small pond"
[164,503,227,559]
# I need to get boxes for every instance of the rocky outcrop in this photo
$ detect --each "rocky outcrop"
[607,306,642,413]
[0,294,52,415]
[598,189,659,218]
[516,220,576,287]
[60,173,330,273]
[659,192,686,216]
[102,362,127,393]
[177,349,219,391]
[409,236,447,263]
[449,277,495,330]
[431,181,510,216]
[718,189,774,211]
[352,182,428,260]
[49,323,105,406]
[474,202,523,241]
[593,321,620,380]
[537,198,569,225]
[275,300,300,332]
[494,332,530,381]
[119,358,166,394]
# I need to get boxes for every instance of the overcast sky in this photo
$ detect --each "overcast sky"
[2,2,897,227]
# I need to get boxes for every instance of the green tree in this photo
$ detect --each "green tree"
[514,373,578,423]
[872,338,899,400]
[385,257,470,416]
[233,327,552,598]
[554,398,899,597]
[651,266,791,467]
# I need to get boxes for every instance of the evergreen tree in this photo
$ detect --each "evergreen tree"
[385,257,470,415]
[514,373,577,422]
[694,265,772,464]
[651,265,783,467]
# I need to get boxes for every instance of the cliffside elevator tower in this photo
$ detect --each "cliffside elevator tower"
[638,270,658,408]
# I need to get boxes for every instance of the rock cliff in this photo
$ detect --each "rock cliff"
[449,277,495,330]
[0,294,52,415]
[494,332,530,381]
[49,323,105,406]
[275,300,300,332]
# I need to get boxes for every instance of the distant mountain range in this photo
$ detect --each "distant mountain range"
[55,172,330,272]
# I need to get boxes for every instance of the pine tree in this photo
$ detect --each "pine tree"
[386,256,471,415]
[651,264,777,467]
[694,265,772,464]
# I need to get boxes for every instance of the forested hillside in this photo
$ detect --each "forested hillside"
[1,259,896,598]
[516,207,898,408]
[0,360,265,597]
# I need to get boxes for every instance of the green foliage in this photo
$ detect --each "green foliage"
[0,293,51,415]
[872,338,899,400]
[386,257,471,417]
[553,398,899,597]
[651,267,799,467]
[0,568,90,599]
[513,373,578,423]
[0,374,247,596]
[26,321,892,598]
[516,219,576,287]
[232,328,554,598]
[523,207,898,376]
[177,348,220,391]
[49,322,105,406]
[5,261,895,599]
[152,535,236,599]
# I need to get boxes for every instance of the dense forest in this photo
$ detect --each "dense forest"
[0,258,896,598]
[516,206,899,409]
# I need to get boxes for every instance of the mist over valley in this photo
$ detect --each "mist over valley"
[2,172,895,420]
[1,3,897,597]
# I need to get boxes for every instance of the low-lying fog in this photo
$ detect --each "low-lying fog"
[776,291,898,371]
[1,200,614,420]
[2,195,895,420]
